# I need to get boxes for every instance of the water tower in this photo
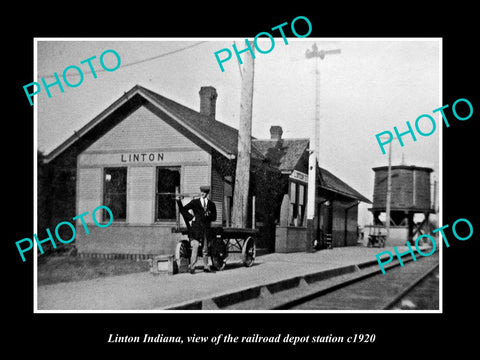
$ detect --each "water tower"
[369,165,434,245]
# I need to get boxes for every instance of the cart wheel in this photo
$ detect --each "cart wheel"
[211,254,226,271]
[175,240,191,272]
[242,236,256,267]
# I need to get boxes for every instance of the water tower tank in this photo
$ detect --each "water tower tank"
[371,165,433,212]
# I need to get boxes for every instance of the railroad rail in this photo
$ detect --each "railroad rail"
[284,252,439,310]
[165,250,439,310]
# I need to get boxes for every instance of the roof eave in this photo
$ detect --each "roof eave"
[138,88,236,160]
[319,185,372,204]
[44,86,142,164]
[44,85,237,163]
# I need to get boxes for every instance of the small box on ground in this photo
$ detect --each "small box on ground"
[150,255,176,275]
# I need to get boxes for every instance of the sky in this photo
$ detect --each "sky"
[35,38,441,226]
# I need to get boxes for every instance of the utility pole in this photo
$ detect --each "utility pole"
[232,41,255,228]
[305,43,341,251]
[385,140,393,245]
[384,135,398,245]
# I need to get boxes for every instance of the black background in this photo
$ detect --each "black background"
[6,5,478,355]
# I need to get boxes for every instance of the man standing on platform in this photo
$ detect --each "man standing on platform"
[181,186,217,274]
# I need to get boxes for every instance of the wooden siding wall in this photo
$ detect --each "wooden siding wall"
[211,167,224,226]
[128,167,154,224]
[373,168,431,210]
[77,168,102,217]
[75,105,214,255]
[86,105,198,150]
[331,200,359,247]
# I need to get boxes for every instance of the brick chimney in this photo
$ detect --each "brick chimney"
[270,125,283,140]
[199,86,218,118]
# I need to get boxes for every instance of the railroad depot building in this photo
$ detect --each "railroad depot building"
[41,85,370,258]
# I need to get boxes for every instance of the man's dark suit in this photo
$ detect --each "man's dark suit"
[183,198,217,242]
[182,197,217,271]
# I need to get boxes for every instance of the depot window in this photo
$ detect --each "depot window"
[289,181,306,227]
[156,167,181,221]
[103,167,127,221]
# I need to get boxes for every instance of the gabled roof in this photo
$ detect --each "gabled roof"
[252,138,309,173]
[252,138,371,204]
[139,86,267,160]
[43,84,371,204]
[318,167,372,204]
[45,85,265,163]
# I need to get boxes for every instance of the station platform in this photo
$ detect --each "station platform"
[36,245,422,311]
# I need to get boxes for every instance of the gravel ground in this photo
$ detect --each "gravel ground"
[36,246,411,311]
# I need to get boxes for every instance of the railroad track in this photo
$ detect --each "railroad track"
[277,251,439,310]
[166,250,439,311]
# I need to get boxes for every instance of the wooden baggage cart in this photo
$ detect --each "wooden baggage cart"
[366,225,386,248]
[174,199,257,272]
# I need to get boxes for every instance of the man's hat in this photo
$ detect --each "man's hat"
[200,185,210,193]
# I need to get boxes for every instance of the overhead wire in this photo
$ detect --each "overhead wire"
[39,41,208,78]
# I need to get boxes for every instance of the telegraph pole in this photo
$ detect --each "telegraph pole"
[305,43,341,251]
[232,41,255,228]
[384,135,398,245]
[385,140,393,244]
